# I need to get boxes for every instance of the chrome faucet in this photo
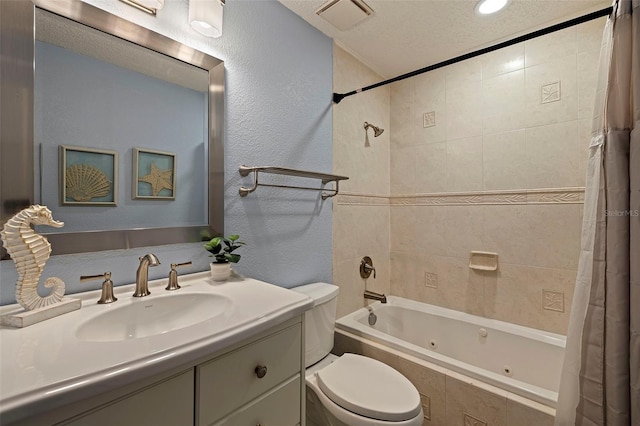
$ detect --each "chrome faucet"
[134,253,160,297]
[364,290,387,304]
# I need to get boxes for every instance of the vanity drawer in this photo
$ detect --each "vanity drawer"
[197,323,302,424]
[212,376,300,426]
[61,370,194,426]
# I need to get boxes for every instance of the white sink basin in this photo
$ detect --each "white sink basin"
[76,293,231,342]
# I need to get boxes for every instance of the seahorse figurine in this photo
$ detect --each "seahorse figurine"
[0,205,66,310]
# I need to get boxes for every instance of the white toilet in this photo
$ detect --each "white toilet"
[292,283,423,426]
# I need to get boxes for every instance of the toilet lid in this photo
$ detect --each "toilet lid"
[316,353,422,422]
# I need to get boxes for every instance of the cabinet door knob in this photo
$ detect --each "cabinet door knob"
[254,365,267,378]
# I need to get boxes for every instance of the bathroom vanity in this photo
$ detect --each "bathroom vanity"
[0,273,313,425]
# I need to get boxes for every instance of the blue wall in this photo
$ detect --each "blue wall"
[0,0,333,304]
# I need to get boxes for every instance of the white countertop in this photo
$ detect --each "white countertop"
[0,272,313,423]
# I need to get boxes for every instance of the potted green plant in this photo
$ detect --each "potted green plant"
[204,234,245,281]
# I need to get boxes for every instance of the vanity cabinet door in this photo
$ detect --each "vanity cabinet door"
[197,323,302,425]
[213,376,300,426]
[61,370,194,426]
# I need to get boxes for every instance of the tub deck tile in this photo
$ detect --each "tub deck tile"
[445,375,507,426]
[396,357,446,425]
[506,397,554,426]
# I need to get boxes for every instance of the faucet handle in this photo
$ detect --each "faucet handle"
[80,272,117,304]
[166,261,192,291]
[360,256,376,279]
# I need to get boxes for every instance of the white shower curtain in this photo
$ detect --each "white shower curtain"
[555,0,639,425]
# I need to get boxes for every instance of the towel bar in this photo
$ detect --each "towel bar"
[238,165,349,199]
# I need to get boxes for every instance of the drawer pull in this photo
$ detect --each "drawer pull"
[254,365,268,379]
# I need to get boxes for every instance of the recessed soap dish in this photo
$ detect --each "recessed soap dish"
[469,251,498,271]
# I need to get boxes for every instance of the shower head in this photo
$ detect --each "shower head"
[364,121,384,137]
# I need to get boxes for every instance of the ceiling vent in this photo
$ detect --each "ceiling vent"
[315,0,373,31]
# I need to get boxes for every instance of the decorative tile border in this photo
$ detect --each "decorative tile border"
[336,193,390,206]
[528,189,584,204]
[392,188,585,206]
[337,188,585,206]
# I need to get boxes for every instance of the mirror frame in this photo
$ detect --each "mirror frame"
[0,0,224,257]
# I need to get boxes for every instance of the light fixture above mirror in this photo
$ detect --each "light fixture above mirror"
[190,0,225,38]
[118,0,225,39]
[119,0,164,16]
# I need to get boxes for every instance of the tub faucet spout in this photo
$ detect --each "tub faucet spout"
[364,290,387,304]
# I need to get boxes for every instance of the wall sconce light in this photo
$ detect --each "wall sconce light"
[119,0,164,15]
[190,0,225,38]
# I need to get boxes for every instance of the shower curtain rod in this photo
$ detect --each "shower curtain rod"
[332,6,613,104]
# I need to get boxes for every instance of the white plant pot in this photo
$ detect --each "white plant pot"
[210,262,231,282]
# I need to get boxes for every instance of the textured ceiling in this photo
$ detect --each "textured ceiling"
[279,0,610,78]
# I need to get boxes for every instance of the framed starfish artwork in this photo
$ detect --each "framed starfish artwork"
[60,145,118,206]
[133,148,176,200]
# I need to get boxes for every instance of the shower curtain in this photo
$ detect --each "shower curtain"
[554,0,639,425]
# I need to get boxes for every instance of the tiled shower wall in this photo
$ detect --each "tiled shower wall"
[389,18,606,334]
[332,17,606,333]
[332,45,390,318]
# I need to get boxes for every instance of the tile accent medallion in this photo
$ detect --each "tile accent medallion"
[420,393,432,420]
[423,111,436,128]
[425,272,438,288]
[543,290,565,312]
[541,81,561,104]
[464,412,488,426]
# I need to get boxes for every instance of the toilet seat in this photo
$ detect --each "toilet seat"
[315,353,422,422]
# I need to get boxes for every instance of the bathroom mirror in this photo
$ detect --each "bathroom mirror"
[0,0,224,257]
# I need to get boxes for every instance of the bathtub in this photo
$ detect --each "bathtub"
[335,296,566,408]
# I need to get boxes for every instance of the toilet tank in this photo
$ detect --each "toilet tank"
[291,283,339,367]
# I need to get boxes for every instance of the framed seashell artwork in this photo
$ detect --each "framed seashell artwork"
[59,145,118,206]
[133,148,177,200]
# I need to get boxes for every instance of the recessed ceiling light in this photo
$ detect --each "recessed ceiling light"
[476,0,508,15]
